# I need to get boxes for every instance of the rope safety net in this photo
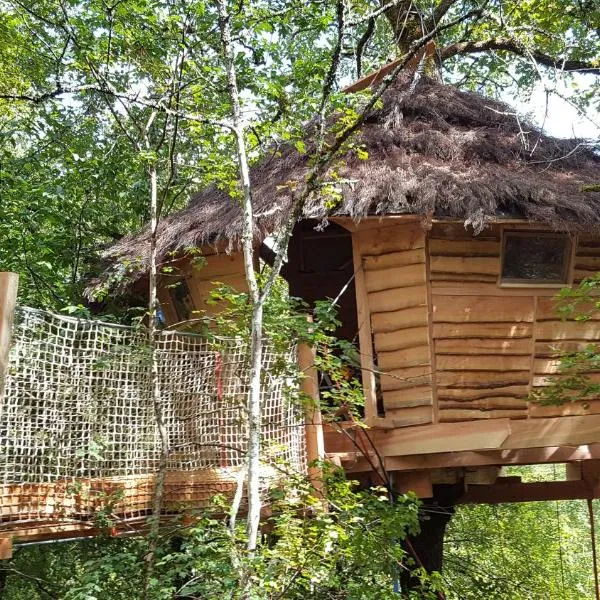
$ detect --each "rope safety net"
[0,307,306,528]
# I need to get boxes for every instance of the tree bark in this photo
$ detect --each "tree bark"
[215,0,264,553]
[400,483,463,595]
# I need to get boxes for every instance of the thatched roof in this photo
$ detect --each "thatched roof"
[106,76,600,271]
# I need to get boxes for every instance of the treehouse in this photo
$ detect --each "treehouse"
[1,74,600,558]
[105,75,600,506]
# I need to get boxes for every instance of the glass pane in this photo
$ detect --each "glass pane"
[502,234,569,282]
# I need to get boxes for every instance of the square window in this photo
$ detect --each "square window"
[501,232,571,284]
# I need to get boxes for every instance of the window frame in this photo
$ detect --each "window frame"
[498,229,574,288]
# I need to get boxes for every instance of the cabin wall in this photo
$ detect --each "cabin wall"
[352,220,433,427]
[352,220,600,428]
[158,251,248,326]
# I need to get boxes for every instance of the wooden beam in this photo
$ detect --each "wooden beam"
[458,479,596,504]
[376,419,512,456]
[503,414,600,449]
[0,272,18,399]
[351,231,379,425]
[393,470,433,498]
[342,41,435,93]
[381,444,600,472]
[324,419,512,457]
[0,537,12,560]
[298,340,325,495]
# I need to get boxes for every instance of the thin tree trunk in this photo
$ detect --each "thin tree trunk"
[215,0,264,553]
[144,160,170,598]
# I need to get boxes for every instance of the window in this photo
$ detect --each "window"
[500,231,572,285]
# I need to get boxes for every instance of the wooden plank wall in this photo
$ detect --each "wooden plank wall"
[429,224,600,423]
[354,221,433,427]
[159,252,247,325]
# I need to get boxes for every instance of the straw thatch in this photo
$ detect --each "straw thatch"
[106,76,600,272]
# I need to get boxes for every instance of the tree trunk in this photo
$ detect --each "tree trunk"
[215,0,264,553]
[379,0,423,54]
[400,483,463,594]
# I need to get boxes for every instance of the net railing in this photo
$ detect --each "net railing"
[0,306,306,526]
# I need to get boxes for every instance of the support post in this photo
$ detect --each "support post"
[0,537,12,561]
[298,340,325,495]
[0,273,17,561]
[0,272,18,399]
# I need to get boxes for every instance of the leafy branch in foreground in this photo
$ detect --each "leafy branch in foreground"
[1,469,443,600]
[534,273,600,406]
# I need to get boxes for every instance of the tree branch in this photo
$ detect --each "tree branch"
[440,37,600,75]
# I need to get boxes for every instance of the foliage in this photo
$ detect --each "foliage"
[0,0,596,308]
[203,276,365,417]
[0,469,443,599]
[534,274,600,406]
[444,465,599,599]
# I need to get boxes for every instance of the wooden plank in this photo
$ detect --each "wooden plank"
[357,223,425,256]
[376,418,512,456]
[437,371,530,388]
[0,537,12,560]
[364,248,425,271]
[193,252,246,280]
[503,414,600,449]
[190,274,248,310]
[430,283,558,297]
[383,386,433,409]
[343,41,435,93]
[352,232,379,424]
[393,471,433,498]
[533,372,600,388]
[458,479,597,504]
[299,341,325,495]
[439,408,527,422]
[371,306,428,333]
[437,355,531,372]
[432,296,535,323]
[382,444,600,472]
[534,340,597,357]
[464,467,501,485]
[430,273,498,284]
[437,385,529,400]
[380,365,432,392]
[536,297,600,321]
[374,326,430,352]
[533,358,564,375]
[377,345,431,370]
[364,263,426,293]
[535,321,600,340]
[433,322,532,339]
[429,221,501,240]
[528,400,600,418]
[430,256,499,276]
[439,397,527,410]
[428,238,500,257]
[436,338,531,355]
[574,256,600,270]
[425,237,439,424]
[383,406,433,428]
[575,269,600,282]
[368,285,427,313]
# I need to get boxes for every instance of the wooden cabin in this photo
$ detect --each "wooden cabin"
[104,78,600,505]
[104,76,600,507]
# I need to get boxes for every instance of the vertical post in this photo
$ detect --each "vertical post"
[0,272,17,561]
[298,339,325,495]
[0,272,18,400]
